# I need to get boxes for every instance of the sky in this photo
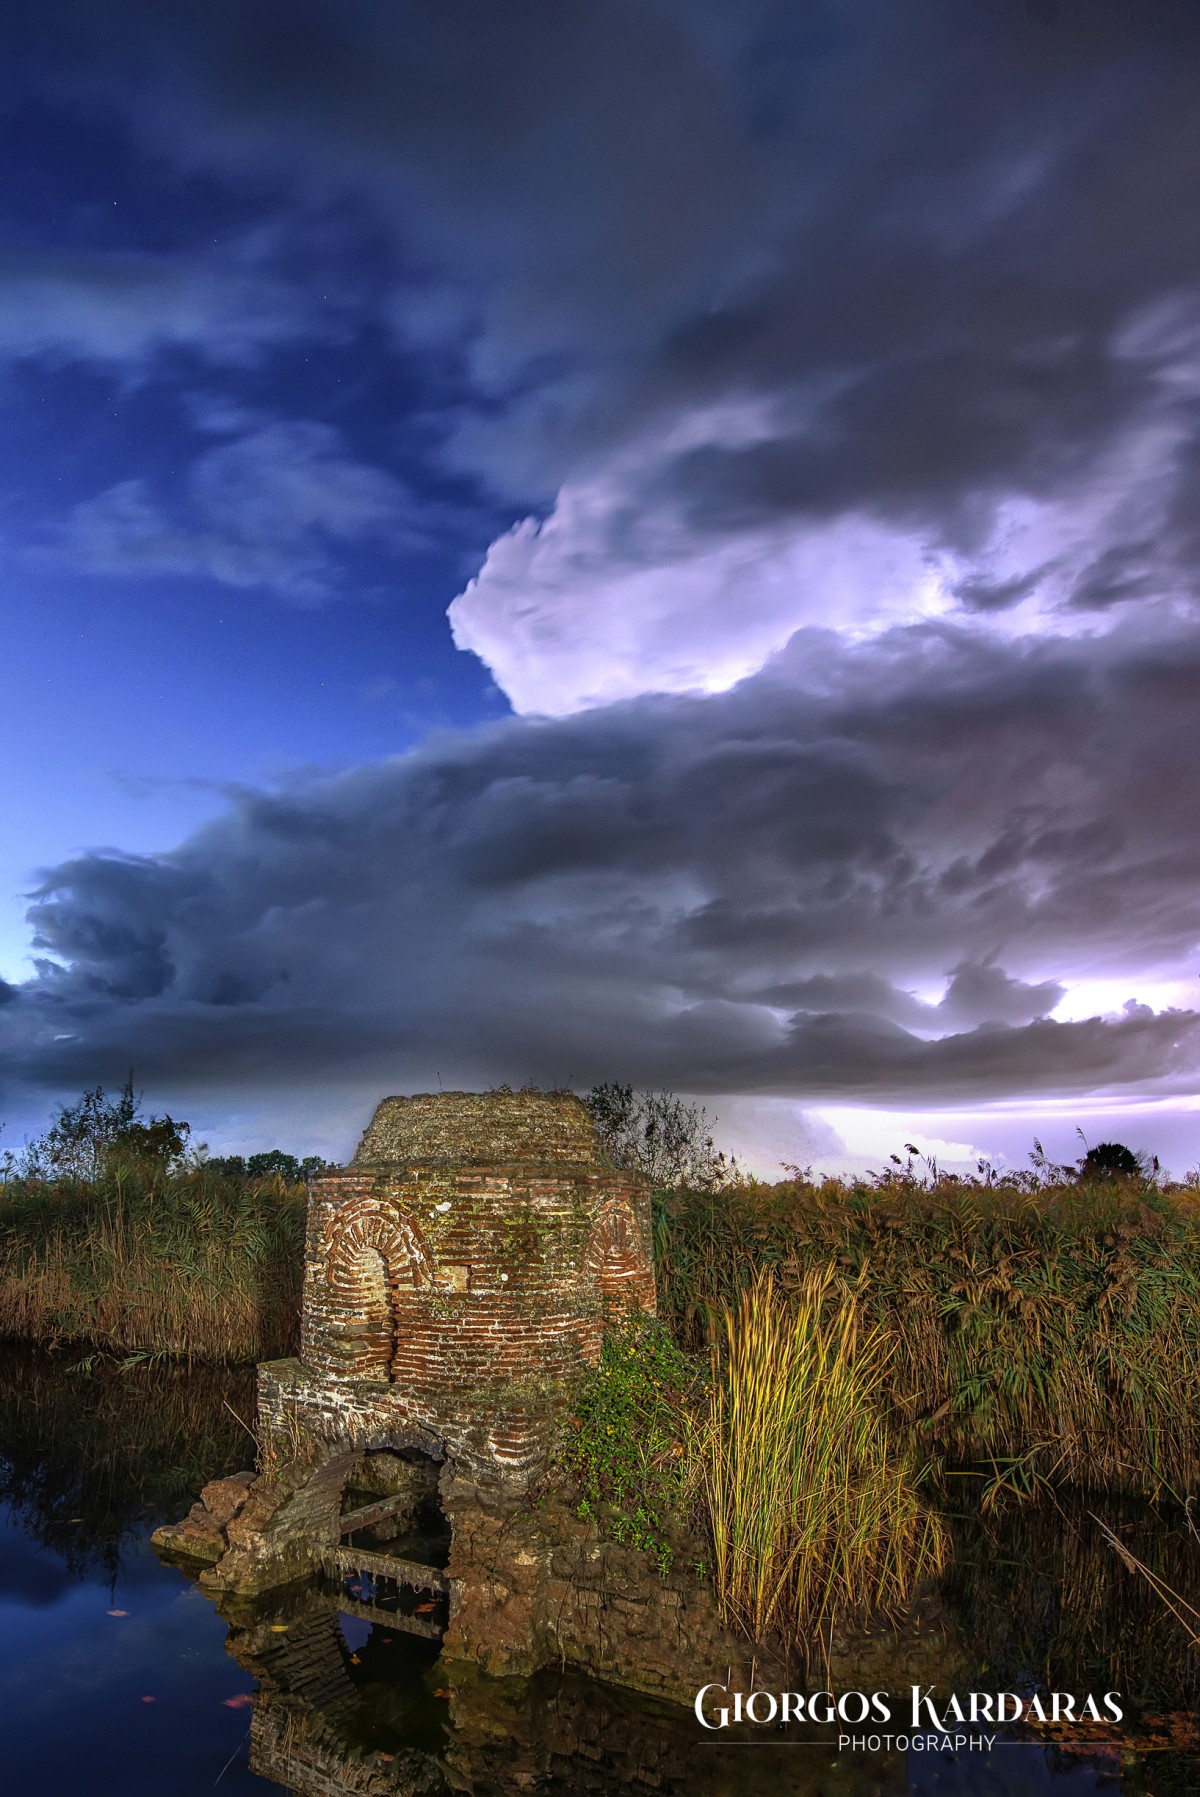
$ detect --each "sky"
[3,0,1200,1176]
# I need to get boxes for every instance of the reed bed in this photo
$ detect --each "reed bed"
[702,1270,945,1641]
[0,1164,305,1362]
[656,1173,1200,1495]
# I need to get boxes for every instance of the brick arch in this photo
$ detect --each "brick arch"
[326,1199,433,1291]
[324,1199,433,1380]
[584,1200,656,1313]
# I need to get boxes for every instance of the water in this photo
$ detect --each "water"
[0,1344,1196,1795]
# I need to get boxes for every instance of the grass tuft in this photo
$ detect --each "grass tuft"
[702,1269,945,1642]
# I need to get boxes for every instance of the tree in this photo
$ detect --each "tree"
[245,1150,329,1182]
[206,1150,329,1182]
[582,1083,738,1190]
[25,1079,190,1180]
[1078,1141,1151,1182]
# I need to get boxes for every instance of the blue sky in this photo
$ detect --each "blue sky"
[4,1,1200,1176]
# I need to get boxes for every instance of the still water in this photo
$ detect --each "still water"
[0,1344,1196,1795]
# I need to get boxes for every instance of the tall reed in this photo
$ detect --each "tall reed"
[0,1163,305,1361]
[658,1175,1200,1494]
[702,1270,945,1643]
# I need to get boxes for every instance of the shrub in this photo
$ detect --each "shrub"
[558,1313,705,1577]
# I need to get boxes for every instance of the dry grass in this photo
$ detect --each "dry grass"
[701,1270,945,1642]
[0,1163,305,1362]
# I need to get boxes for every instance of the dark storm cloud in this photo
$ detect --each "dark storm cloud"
[3,1,1200,1128]
[757,964,1066,1031]
[4,616,1199,1108]
[7,0,1200,531]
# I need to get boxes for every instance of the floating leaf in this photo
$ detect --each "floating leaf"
[222,1693,253,1709]
[107,1609,129,1618]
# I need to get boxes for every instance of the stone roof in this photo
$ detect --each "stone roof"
[351,1089,603,1168]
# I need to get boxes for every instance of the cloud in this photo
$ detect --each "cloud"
[936,961,1065,1029]
[4,614,1200,1114]
[755,963,1065,1033]
[448,428,956,714]
[7,5,1200,707]
[0,245,325,368]
[448,362,1200,714]
[57,422,428,600]
[2,1,1200,1142]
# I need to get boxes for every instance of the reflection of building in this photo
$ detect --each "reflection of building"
[225,1587,897,1797]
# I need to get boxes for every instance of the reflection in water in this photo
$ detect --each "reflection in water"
[224,1582,903,1796]
[942,1491,1200,1715]
[0,1345,1198,1793]
[0,1342,255,1576]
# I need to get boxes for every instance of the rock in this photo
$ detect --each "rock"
[151,1506,226,1566]
[151,1469,257,1569]
[199,1471,256,1528]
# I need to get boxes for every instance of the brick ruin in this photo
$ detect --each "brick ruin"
[261,1087,657,1485]
[156,1087,957,1710]
[155,1088,782,1697]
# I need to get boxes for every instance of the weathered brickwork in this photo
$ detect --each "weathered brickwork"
[277,1089,655,1473]
[188,1089,656,1598]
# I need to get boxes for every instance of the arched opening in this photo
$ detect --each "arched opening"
[330,1448,452,1642]
[336,1245,394,1380]
[338,1449,449,1564]
[323,1199,433,1382]
[589,1202,653,1308]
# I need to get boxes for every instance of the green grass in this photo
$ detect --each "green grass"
[0,1162,306,1362]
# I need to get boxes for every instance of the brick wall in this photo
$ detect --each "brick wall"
[268,1090,655,1490]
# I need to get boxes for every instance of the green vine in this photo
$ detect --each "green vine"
[558,1313,705,1578]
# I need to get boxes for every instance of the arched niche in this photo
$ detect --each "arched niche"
[324,1200,432,1381]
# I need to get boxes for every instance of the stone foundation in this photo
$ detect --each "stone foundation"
[440,1478,754,1701]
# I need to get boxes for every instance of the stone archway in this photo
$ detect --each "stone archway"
[324,1198,433,1381]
